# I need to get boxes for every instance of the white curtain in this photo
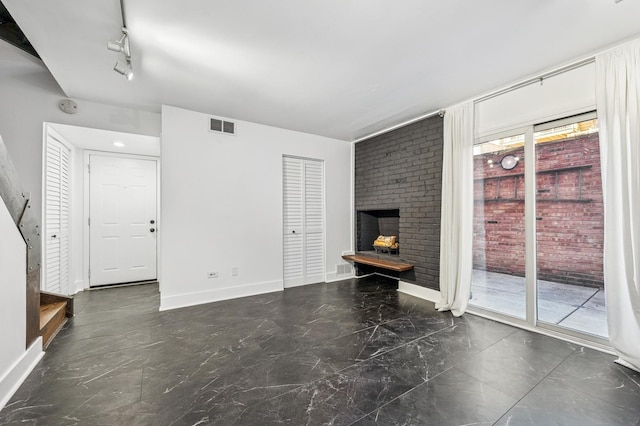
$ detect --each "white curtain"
[436,102,474,317]
[596,39,640,372]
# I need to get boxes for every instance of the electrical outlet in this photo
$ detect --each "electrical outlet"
[231,267,239,276]
[207,271,218,279]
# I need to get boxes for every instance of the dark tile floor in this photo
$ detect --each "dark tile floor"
[1,276,639,425]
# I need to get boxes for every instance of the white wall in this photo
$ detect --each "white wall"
[0,187,26,397]
[0,41,161,230]
[0,187,42,410]
[160,105,353,309]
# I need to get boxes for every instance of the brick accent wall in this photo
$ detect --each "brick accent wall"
[354,116,444,289]
[473,133,604,287]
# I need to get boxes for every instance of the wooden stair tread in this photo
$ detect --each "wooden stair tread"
[39,293,74,349]
[39,301,66,331]
[342,254,414,272]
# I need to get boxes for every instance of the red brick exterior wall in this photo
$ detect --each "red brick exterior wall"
[473,133,604,287]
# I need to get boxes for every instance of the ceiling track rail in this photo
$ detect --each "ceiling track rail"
[119,0,127,29]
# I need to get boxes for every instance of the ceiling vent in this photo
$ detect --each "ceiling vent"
[209,118,236,135]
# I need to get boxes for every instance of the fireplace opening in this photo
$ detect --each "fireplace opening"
[357,209,400,255]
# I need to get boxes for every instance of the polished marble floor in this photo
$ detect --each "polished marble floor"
[1,276,639,425]
[471,269,608,338]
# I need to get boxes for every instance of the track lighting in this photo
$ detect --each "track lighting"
[113,59,133,80]
[107,28,130,57]
[107,26,133,80]
[108,0,132,80]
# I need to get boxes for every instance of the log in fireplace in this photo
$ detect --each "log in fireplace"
[356,209,400,255]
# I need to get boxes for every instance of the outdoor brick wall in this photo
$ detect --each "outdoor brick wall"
[354,116,443,289]
[473,133,604,287]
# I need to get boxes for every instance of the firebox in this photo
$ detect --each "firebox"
[356,209,400,254]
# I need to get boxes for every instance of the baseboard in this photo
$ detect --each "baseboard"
[0,338,43,411]
[325,272,355,283]
[353,273,375,279]
[614,358,640,373]
[159,280,283,311]
[397,281,616,358]
[466,306,616,356]
[73,279,85,294]
[397,280,441,303]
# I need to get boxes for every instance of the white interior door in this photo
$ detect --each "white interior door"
[89,155,157,286]
[283,156,324,288]
[44,136,71,294]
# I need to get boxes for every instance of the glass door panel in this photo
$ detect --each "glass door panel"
[534,117,608,338]
[470,134,526,319]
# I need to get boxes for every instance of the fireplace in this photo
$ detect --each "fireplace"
[357,209,400,254]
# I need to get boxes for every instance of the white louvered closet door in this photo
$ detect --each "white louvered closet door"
[283,156,324,288]
[303,159,324,284]
[45,137,71,294]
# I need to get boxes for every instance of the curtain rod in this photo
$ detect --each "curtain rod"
[354,55,596,143]
[353,109,445,143]
[474,57,595,104]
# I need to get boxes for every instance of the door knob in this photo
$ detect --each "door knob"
[292,230,296,234]
[51,234,57,238]
[150,228,155,233]
[150,220,155,224]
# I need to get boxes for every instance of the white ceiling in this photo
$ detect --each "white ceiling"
[50,123,160,157]
[4,0,640,141]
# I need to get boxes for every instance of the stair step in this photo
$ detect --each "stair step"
[40,301,67,348]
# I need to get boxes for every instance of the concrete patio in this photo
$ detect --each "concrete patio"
[470,269,608,338]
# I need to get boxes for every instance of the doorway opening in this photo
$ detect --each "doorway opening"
[42,123,160,295]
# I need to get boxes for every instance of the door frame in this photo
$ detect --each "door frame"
[42,126,75,294]
[83,151,161,288]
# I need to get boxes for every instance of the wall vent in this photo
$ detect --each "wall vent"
[209,118,236,135]
[337,264,352,275]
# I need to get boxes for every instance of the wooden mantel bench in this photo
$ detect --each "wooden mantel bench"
[342,254,414,272]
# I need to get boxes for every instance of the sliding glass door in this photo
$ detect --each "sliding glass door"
[470,113,607,342]
[534,115,606,338]
[471,132,526,319]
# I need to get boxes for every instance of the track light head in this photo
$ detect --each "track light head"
[108,27,132,80]
[107,28,130,57]
[113,60,133,80]
[107,39,123,52]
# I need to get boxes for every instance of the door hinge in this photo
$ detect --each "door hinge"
[88,217,90,226]
[88,269,91,279]
[87,164,90,173]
